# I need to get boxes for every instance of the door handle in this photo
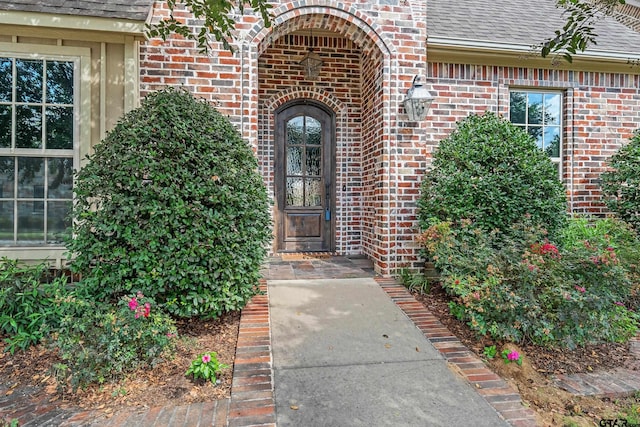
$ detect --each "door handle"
[325,185,331,221]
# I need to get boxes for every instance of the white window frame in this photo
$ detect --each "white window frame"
[508,89,563,178]
[0,43,91,266]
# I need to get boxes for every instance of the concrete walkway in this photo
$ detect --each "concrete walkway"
[269,278,508,427]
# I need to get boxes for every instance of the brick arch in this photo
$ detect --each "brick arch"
[246,2,392,57]
[263,87,347,116]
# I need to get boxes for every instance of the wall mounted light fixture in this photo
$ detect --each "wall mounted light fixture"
[403,75,436,121]
[299,29,323,80]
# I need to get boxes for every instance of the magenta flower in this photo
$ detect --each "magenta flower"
[574,286,586,293]
[128,297,138,311]
[614,301,625,307]
[507,351,520,362]
[202,354,212,364]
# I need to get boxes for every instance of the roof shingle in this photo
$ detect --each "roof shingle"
[427,0,640,56]
[0,0,153,22]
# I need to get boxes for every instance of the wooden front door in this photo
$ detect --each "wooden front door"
[275,103,334,252]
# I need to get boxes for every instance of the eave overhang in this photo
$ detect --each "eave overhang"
[0,9,150,40]
[427,36,640,74]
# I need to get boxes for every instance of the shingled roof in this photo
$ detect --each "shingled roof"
[0,0,153,22]
[427,0,640,56]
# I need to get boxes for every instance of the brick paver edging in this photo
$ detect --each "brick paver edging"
[553,336,640,398]
[226,280,276,427]
[374,278,539,427]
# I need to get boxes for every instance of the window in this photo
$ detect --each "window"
[509,90,562,175]
[0,56,76,246]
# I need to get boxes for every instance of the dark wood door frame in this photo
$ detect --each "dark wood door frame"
[274,101,335,252]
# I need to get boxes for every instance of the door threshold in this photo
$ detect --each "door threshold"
[277,252,335,261]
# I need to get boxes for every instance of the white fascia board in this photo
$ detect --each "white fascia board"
[427,36,640,63]
[0,10,148,37]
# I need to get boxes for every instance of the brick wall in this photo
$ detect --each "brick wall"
[368,63,640,270]
[388,63,640,270]
[140,0,428,275]
[137,1,640,276]
[361,48,385,264]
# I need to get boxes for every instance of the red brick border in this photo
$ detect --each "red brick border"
[553,336,640,398]
[375,277,539,427]
[227,279,276,427]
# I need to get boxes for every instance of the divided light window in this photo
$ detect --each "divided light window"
[0,56,76,246]
[509,90,562,176]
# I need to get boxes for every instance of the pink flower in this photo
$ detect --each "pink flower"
[129,297,138,311]
[507,351,520,361]
[574,286,586,293]
[202,354,211,364]
[614,301,625,307]
[143,302,151,318]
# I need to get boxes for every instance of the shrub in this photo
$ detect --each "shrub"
[421,218,639,348]
[0,259,73,353]
[52,292,177,390]
[418,112,567,240]
[560,216,640,308]
[601,130,640,235]
[67,88,272,318]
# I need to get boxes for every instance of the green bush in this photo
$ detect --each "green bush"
[420,218,639,348]
[601,130,640,235]
[67,88,272,318]
[0,259,73,353]
[52,292,177,390]
[418,112,567,240]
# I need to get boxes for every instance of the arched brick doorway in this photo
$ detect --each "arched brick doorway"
[255,12,390,266]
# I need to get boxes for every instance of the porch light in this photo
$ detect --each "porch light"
[299,29,323,80]
[299,49,323,79]
[403,75,436,121]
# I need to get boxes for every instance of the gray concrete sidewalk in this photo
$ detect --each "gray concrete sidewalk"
[269,278,508,427]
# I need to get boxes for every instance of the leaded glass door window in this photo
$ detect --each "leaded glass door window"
[285,115,322,207]
[275,103,334,252]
